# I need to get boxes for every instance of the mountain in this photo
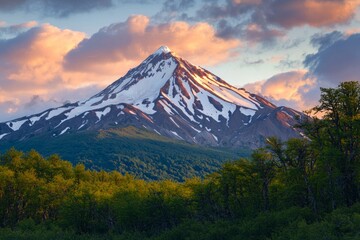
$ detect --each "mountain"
[0,46,305,149]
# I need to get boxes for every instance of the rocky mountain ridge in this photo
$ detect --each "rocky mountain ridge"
[0,46,305,148]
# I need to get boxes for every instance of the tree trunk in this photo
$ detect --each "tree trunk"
[262,180,270,211]
[303,174,317,214]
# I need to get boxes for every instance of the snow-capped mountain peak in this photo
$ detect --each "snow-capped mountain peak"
[0,46,305,148]
[154,45,171,54]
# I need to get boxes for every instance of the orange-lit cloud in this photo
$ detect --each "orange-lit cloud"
[266,0,360,28]
[64,15,241,75]
[244,70,318,110]
[1,24,85,85]
[0,23,95,121]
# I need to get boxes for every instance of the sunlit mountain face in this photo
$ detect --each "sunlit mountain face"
[0,46,305,148]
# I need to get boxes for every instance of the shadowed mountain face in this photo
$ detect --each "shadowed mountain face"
[0,46,305,149]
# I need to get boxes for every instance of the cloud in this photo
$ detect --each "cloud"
[0,0,140,17]
[194,1,273,43]
[0,23,108,121]
[0,0,27,11]
[0,21,38,35]
[264,0,360,29]
[244,70,317,110]
[0,86,102,122]
[24,95,44,108]
[64,15,241,74]
[154,0,196,22]
[0,100,19,119]
[0,23,86,87]
[304,32,360,85]
[243,58,264,65]
[344,28,360,36]
[215,19,242,39]
[0,0,113,17]
[196,0,260,20]
[276,56,302,70]
[282,38,305,49]
[244,31,360,112]
[190,0,360,44]
[244,22,284,44]
[42,0,114,17]
[310,31,344,51]
[162,0,195,11]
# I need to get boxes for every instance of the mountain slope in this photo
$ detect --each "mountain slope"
[0,126,247,181]
[0,46,305,148]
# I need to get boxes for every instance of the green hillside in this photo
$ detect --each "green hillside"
[0,126,249,181]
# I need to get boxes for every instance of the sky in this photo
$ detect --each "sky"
[0,0,359,122]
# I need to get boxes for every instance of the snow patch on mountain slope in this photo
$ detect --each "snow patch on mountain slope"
[169,117,180,128]
[95,107,111,121]
[59,127,70,136]
[109,58,177,114]
[86,58,177,115]
[0,133,9,140]
[171,130,183,139]
[78,121,88,130]
[240,107,256,117]
[162,77,197,122]
[194,87,237,122]
[189,69,258,110]
[162,72,257,124]
[212,134,218,141]
[6,119,27,131]
[29,112,47,126]
[46,106,74,120]
[159,100,175,116]
[155,46,171,54]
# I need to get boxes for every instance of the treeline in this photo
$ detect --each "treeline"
[0,82,360,239]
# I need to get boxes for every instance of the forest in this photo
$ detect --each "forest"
[0,125,247,181]
[0,82,360,239]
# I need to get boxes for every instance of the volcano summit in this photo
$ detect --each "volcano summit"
[0,46,305,148]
